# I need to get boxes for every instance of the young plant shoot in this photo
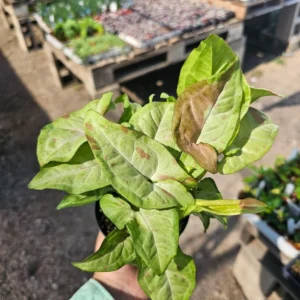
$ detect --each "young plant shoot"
[29,35,278,300]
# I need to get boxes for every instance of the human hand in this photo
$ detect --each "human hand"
[93,232,148,300]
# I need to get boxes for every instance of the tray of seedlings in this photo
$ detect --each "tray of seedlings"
[46,17,130,65]
[239,151,300,259]
[35,0,127,29]
[96,8,180,48]
[132,0,235,34]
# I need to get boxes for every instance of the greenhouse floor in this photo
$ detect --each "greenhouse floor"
[1,21,300,300]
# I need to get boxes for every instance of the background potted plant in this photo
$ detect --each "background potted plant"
[239,152,300,260]
[29,35,279,300]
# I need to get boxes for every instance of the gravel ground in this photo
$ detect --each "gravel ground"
[1,20,300,300]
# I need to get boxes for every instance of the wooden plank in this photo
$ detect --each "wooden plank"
[8,5,28,51]
[208,0,247,19]
[235,237,300,300]
[0,3,11,28]
[44,42,64,88]
[33,13,51,35]
[240,221,293,265]
[258,248,300,300]
[0,2,40,52]
[233,244,277,300]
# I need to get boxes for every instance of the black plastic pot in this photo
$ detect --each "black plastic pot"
[283,255,300,290]
[95,200,190,236]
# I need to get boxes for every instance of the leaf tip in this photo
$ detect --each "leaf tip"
[28,178,38,190]
[71,261,81,269]
[56,202,64,210]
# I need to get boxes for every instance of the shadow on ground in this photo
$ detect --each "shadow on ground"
[180,216,246,300]
[263,91,300,112]
[0,52,97,300]
[242,43,279,73]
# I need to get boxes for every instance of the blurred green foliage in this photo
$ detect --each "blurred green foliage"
[240,153,300,248]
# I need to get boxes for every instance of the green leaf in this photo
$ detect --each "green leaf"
[130,102,180,152]
[197,68,244,154]
[160,92,169,99]
[179,153,206,180]
[100,194,134,230]
[193,178,222,200]
[295,186,300,199]
[218,108,279,174]
[198,212,228,229]
[127,208,179,275]
[73,229,135,272]
[195,212,210,232]
[155,180,195,208]
[37,93,114,166]
[115,94,142,123]
[240,75,252,119]
[251,87,279,103]
[194,198,267,215]
[138,248,196,300]
[160,92,176,102]
[29,144,109,194]
[177,34,238,96]
[57,187,113,210]
[212,214,228,228]
[84,111,197,209]
[149,94,155,102]
[173,80,226,173]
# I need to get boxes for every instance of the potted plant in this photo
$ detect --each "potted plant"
[239,152,300,260]
[45,17,129,64]
[29,35,279,300]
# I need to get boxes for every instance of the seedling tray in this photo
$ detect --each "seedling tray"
[132,0,235,34]
[45,33,131,65]
[97,9,181,48]
[244,214,300,260]
[63,45,131,65]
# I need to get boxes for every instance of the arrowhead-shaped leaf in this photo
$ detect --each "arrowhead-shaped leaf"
[177,34,238,96]
[195,198,267,215]
[197,68,244,154]
[218,108,279,174]
[130,102,180,152]
[250,87,279,103]
[126,208,179,275]
[173,80,226,173]
[138,248,196,300]
[57,187,113,210]
[29,143,109,194]
[37,93,114,166]
[100,194,134,230]
[73,229,135,272]
[84,110,196,209]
